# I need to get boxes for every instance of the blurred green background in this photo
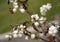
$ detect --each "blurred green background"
[0,0,60,34]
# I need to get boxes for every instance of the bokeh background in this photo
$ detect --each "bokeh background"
[0,0,60,34]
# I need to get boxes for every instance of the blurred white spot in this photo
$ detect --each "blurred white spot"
[25,36,29,40]
[31,34,35,39]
